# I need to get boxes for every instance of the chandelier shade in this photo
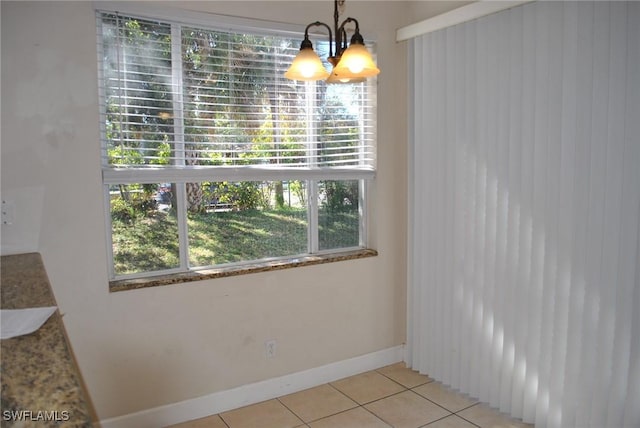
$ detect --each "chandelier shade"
[284,45,330,81]
[331,42,380,79]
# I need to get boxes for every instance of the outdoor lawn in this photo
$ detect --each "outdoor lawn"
[111,207,359,276]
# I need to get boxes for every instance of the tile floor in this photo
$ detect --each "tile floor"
[168,363,533,428]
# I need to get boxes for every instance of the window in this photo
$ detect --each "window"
[97,9,376,283]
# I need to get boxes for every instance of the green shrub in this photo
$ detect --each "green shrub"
[290,180,306,205]
[212,182,261,210]
[320,181,358,212]
[111,198,136,223]
[130,194,158,214]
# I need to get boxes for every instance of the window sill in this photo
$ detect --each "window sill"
[109,249,378,292]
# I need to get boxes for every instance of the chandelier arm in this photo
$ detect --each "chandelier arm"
[334,0,341,55]
[304,21,334,58]
[336,17,365,56]
[338,17,360,34]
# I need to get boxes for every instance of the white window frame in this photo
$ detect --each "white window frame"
[96,4,376,282]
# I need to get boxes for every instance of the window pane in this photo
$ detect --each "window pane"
[319,84,373,167]
[318,180,361,251]
[100,14,174,167]
[181,29,309,168]
[187,181,308,267]
[110,183,179,275]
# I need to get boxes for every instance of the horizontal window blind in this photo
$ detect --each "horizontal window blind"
[97,12,376,183]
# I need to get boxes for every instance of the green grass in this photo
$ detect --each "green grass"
[111,207,359,275]
[111,211,180,274]
[187,208,308,267]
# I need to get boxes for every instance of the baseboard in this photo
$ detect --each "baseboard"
[100,345,405,428]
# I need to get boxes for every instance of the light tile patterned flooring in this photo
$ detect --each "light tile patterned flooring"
[168,363,533,428]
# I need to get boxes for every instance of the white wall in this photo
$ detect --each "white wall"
[405,0,474,22]
[0,0,446,420]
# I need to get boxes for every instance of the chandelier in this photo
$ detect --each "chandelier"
[284,0,380,83]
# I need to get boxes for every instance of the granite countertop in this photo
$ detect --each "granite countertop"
[1,253,96,427]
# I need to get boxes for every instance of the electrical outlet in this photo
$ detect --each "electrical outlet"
[265,339,277,359]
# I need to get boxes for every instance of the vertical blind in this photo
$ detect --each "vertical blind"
[407,2,639,427]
